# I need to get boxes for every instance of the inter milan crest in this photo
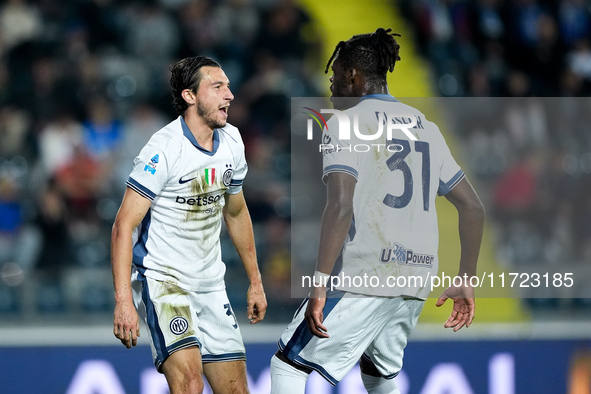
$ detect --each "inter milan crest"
[170,316,188,335]
[222,163,233,187]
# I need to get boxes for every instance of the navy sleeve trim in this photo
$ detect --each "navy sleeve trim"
[438,170,465,196]
[127,177,157,201]
[229,178,243,186]
[322,164,358,184]
[226,185,243,195]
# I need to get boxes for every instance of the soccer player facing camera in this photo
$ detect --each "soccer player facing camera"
[111,56,266,394]
[271,29,485,393]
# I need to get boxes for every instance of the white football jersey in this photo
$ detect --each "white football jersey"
[322,94,464,298]
[127,116,247,291]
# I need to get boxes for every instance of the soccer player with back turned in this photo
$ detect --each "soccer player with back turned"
[111,56,267,394]
[271,28,485,393]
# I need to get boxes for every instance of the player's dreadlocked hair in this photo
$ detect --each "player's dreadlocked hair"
[325,28,401,84]
[170,56,221,115]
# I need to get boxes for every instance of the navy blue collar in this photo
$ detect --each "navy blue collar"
[359,94,399,102]
[180,116,220,156]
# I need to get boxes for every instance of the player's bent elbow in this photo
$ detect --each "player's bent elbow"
[473,199,486,221]
[466,198,485,217]
[111,221,120,241]
[461,201,485,228]
[111,218,131,245]
[328,201,354,222]
[455,193,485,220]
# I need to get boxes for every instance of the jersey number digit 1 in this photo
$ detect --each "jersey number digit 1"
[383,139,430,211]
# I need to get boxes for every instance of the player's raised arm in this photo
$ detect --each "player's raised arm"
[436,177,485,331]
[111,187,152,348]
[305,172,356,338]
[223,190,267,324]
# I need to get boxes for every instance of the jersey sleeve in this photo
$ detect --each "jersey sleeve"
[435,126,465,196]
[322,116,359,184]
[226,131,247,195]
[126,132,179,201]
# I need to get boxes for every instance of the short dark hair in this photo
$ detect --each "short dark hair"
[325,28,401,84]
[170,56,221,115]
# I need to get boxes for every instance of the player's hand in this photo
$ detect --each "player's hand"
[435,284,475,332]
[305,286,329,338]
[113,299,140,348]
[247,282,267,324]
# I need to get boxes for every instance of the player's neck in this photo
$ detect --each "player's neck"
[352,73,389,97]
[183,112,215,151]
[362,85,390,96]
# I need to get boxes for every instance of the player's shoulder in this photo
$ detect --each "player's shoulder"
[146,116,185,152]
[385,100,443,134]
[383,100,425,117]
[346,96,423,116]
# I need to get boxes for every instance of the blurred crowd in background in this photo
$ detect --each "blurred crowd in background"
[0,0,590,321]
[399,0,591,97]
[444,97,591,308]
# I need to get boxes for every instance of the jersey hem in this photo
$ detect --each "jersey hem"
[140,270,226,293]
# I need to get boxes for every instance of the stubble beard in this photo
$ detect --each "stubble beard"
[197,101,226,129]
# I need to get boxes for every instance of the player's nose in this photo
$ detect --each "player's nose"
[226,87,234,101]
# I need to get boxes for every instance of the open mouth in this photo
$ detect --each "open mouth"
[219,106,229,118]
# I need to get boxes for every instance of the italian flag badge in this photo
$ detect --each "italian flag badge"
[205,168,216,186]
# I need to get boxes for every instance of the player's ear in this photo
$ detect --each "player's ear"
[181,89,196,106]
[350,68,364,94]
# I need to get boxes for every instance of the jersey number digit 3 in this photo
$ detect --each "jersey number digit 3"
[383,139,430,211]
